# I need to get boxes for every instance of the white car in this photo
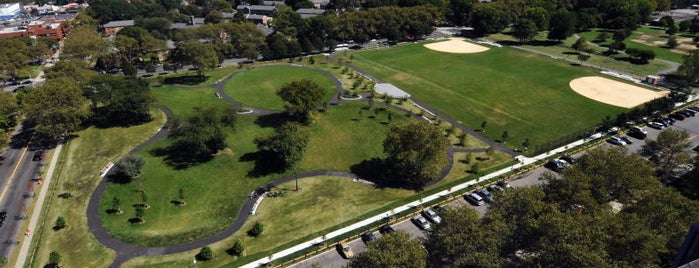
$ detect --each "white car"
[411,215,431,230]
[421,208,442,224]
[607,136,626,146]
[648,121,664,130]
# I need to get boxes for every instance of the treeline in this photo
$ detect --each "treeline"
[352,147,699,267]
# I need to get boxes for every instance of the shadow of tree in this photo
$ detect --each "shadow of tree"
[88,107,153,129]
[239,151,286,177]
[163,75,208,85]
[149,142,214,170]
[253,113,294,129]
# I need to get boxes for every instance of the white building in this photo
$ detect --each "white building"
[0,3,21,20]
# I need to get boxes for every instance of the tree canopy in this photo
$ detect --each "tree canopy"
[276,79,326,123]
[167,107,236,165]
[383,121,448,187]
[170,40,219,79]
[254,122,310,170]
[350,231,427,268]
[85,76,156,126]
[641,128,693,178]
[22,78,91,141]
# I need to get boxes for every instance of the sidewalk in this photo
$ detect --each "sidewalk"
[15,144,63,268]
[239,133,605,268]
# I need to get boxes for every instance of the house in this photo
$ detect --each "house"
[0,3,21,20]
[103,20,134,36]
[310,0,330,8]
[170,16,205,29]
[255,23,273,36]
[236,5,277,16]
[0,20,68,40]
[262,1,285,6]
[296,8,325,18]
[244,14,272,25]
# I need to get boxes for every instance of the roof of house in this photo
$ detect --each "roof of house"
[222,12,236,18]
[300,13,320,18]
[310,0,330,4]
[103,20,134,28]
[236,5,276,11]
[296,8,325,14]
[245,14,267,20]
[262,1,285,6]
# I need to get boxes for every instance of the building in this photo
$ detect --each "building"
[0,3,21,20]
[102,20,134,36]
[0,20,67,40]
[236,5,277,16]
[296,8,325,18]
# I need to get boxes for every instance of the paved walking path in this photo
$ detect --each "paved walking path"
[15,143,63,268]
[81,63,514,267]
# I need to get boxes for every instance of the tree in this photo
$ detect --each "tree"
[512,19,538,43]
[459,133,467,146]
[228,240,244,256]
[54,216,66,230]
[134,206,145,223]
[625,48,655,63]
[383,121,448,187]
[679,49,699,83]
[501,131,509,143]
[62,25,109,63]
[641,128,693,178]
[667,36,678,48]
[178,188,185,204]
[170,40,219,79]
[255,122,310,169]
[523,6,549,30]
[113,156,145,181]
[548,10,577,41]
[276,79,326,123]
[572,37,590,53]
[0,38,29,83]
[577,53,591,64]
[480,120,487,132]
[22,78,91,141]
[112,197,122,214]
[248,221,264,237]
[48,251,61,267]
[425,207,502,267]
[470,5,507,35]
[0,91,18,130]
[168,107,236,164]
[350,231,427,268]
[196,246,214,261]
[595,31,610,43]
[43,60,97,85]
[470,162,480,174]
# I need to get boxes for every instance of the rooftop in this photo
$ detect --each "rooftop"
[103,20,134,28]
[296,8,325,14]
[236,5,277,11]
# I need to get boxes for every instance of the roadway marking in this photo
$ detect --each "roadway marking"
[0,145,30,203]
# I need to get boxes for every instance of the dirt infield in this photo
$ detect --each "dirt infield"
[423,38,489,54]
[569,76,668,108]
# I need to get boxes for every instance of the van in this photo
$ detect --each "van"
[465,193,485,206]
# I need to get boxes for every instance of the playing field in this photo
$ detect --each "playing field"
[352,43,628,151]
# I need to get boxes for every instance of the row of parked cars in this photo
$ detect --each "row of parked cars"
[464,181,512,206]
[545,155,577,172]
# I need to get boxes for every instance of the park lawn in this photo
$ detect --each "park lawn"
[150,86,231,118]
[28,109,166,268]
[351,42,627,154]
[120,176,414,268]
[223,65,336,110]
[488,32,671,76]
[436,151,513,188]
[155,65,239,86]
[99,102,415,247]
[577,27,686,63]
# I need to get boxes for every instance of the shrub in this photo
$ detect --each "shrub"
[196,246,214,261]
[114,156,145,180]
[48,251,61,265]
[227,240,245,256]
[248,222,264,237]
[54,216,66,230]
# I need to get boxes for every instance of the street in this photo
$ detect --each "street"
[289,113,699,268]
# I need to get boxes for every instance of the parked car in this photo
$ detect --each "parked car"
[337,241,354,259]
[688,106,699,113]
[560,155,576,165]
[629,126,647,139]
[0,211,5,227]
[361,231,376,244]
[620,136,634,144]
[421,208,442,224]
[607,136,626,146]
[475,189,495,203]
[464,192,485,206]
[411,215,431,230]
[648,121,664,130]
[487,184,505,192]
[20,80,32,85]
[684,109,697,116]
[671,113,686,121]
[497,181,513,189]
[545,159,567,171]
[378,224,396,234]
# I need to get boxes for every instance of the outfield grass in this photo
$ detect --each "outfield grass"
[351,42,628,153]
[223,65,337,110]
[28,110,166,268]
[150,86,232,118]
[99,101,412,247]
[487,32,671,76]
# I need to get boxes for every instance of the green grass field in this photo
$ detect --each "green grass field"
[28,110,166,268]
[150,86,232,118]
[351,43,628,152]
[223,65,337,110]
[99,101,413,246]
[577,26,688,63]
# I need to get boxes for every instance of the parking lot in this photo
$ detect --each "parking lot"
[289,110,699,268]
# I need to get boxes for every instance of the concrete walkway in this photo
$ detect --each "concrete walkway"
[15,143,63,268]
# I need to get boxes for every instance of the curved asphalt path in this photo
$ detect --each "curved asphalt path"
[86,64,499,267]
